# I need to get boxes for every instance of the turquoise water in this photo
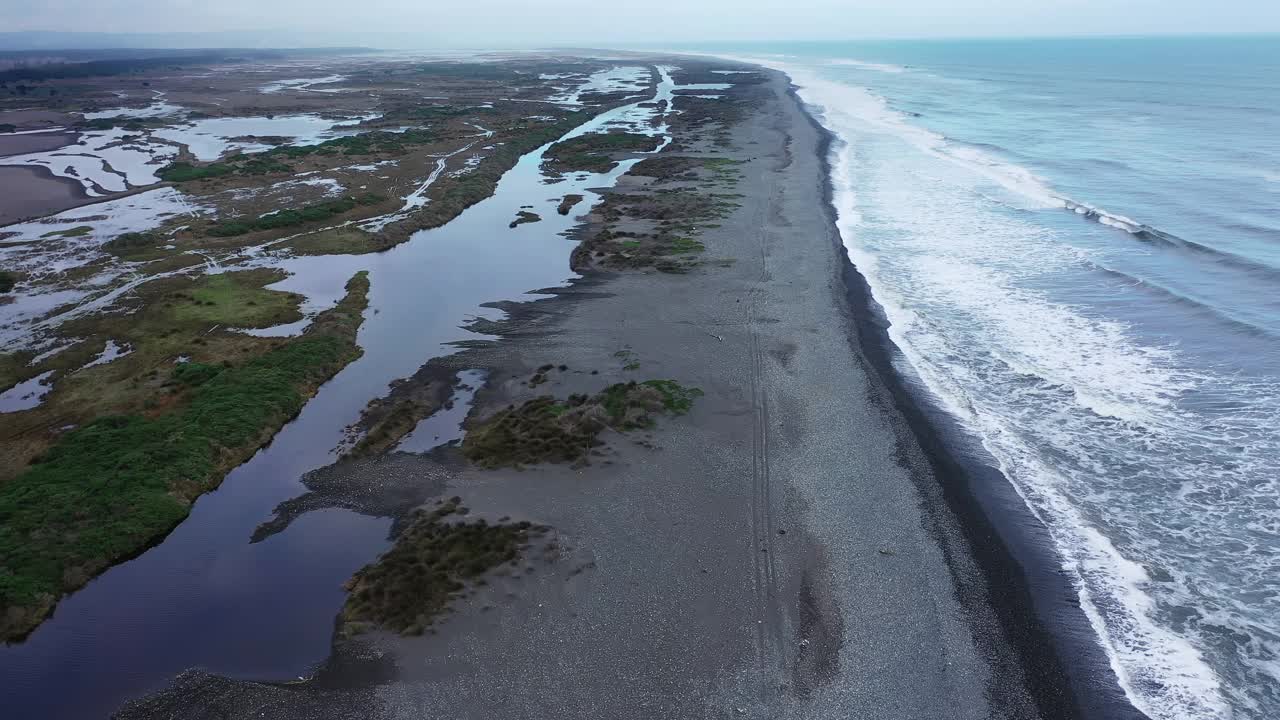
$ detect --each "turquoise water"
[694,37,1280,720]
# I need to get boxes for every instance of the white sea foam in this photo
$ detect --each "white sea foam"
[718,52,1175,238]
[829,58,909,74]
[730,53,1265,720]
[786,65,1066,209]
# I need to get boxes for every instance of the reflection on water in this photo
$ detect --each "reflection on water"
[0,66,680,720]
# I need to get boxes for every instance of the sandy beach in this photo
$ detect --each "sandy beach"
[111,63,1078,720]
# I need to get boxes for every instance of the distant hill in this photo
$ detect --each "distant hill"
[0,49,369,82]
[0,30,441,51]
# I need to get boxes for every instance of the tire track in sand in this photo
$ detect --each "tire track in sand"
[746,123,786,698]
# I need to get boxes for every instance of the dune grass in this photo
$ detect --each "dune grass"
[463,379,702,469]
[341,498,545,637]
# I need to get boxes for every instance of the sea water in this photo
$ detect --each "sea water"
[695,36,1280,720]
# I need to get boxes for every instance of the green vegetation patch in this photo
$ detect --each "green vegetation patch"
[641,379,704,415]
[169,271,304,327]
[630,155,704,179]
[544,131,661,174]
[265,128,436,160]
[206,194,386,237]
[669,237,706,254]
[631,156,744,185]
[396,105,472,122]
[571,183,741,273]
[0,269,308,487]
[158,156,288,183]
[282,226,396,257]
[342,498,547,636]
[40,226,92,239]
[0,270,15,293]
[413,63,522,81]
[462,379,701,469]
[159,128,438,184]
[0,272,370,641]
[157,162,239,183]
[102,231,163,256]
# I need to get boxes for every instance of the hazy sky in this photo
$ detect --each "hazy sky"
[4,0,1280,46]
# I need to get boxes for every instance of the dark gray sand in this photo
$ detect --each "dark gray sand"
[119,69,1056,720]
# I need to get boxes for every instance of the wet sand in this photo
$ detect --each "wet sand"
[118,67,1072,719]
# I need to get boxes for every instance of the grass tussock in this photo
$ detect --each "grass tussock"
[462,380,702,469]
[341,498,546,636]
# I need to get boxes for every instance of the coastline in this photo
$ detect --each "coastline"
[116,60,1074,719]
[792,81,1145,720]
[0,42,1266,720]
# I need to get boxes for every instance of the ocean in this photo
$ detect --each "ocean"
[693,36,1280,720]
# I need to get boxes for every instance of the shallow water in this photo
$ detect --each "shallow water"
[552,65,651,106]
[395,369,486,453]
[153,113,379,161]
[0,187,209,349]
[0,126,179,195]
[0,66,683,720]
[83,99,184,120]
[259,75,347,94]
[0,370,54,412]
[80,339,132,369]
[701,37,1280,720]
